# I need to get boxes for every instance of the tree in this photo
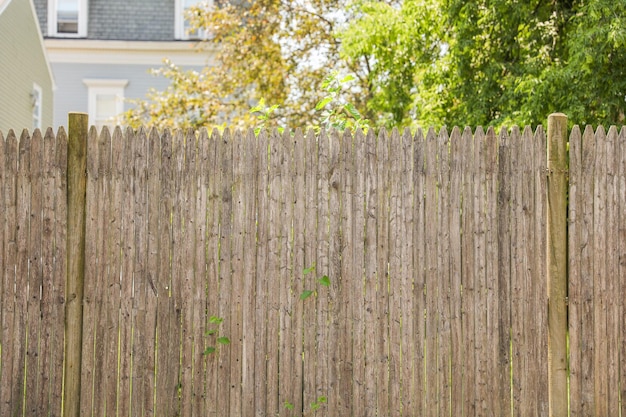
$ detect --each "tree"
[124,0,370,130]
[125,0,625,131]
[341,0,625,128]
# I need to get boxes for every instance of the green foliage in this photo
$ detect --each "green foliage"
[284,396,327,416]
[299,265,331,301]
[203,315,230,355]
[125,0,625,133]
[316,71,370,132]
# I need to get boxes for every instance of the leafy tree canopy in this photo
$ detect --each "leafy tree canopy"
[124,0,626,130]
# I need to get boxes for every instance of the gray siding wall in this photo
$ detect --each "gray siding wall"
[51,62,203,129]
[0,0,54,133]
[33,0,177,40]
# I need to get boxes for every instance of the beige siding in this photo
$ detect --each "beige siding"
[0,0,53,134]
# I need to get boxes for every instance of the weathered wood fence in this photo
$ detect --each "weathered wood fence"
[0,113,624,416]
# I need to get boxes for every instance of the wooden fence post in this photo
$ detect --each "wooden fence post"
[63,113,88,417]
[547,113,568,417]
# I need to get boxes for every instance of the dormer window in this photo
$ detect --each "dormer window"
[175,0,212,40]
[48,0,88,37]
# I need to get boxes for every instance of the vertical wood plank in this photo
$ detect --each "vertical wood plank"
[0,130,4,414]
[537,114,568,416]
[253,130,269,416]
[448,127,464,415]
[131,127,155,417]
[240,129,259,415]
[436,128,451,417]
[143,127,161,416]
[592,126,608,417]
[484,127,500,415]
[191,128,208,416]
[460,127,475,416]
[64,113,88,417]
[363,128,378,417]
[533,126,548,416]
[53,128,68,414]
[91,127,111,417]
[399,128,416,415]
[278,130,294,416]
[25,129,43,416]
[175,129,195,417]
[424,126,439,417]
[290,129,307,416]
[326,129,342,415]
[412,129,426,416]
[567,125,583,416]
[579,125,596,416]
[375,129,390,416]
[216,130,234,417]
[39,127,64,417]
[265,129,282,416]
[338,129,354,416]
[605,126,620,416]
[472,127,489,416]
[155,129,176,417]
[117,127,137,417]
[618,126,626,417]
[496,127,512,416]
[314,130,330,416]
[204,129,222,414]
[388,128,404,417]
[228,129,246,417]
[351,129,367,417]
[80,126,99,417]
[12,129,29,417]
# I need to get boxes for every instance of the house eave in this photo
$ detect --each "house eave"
[44,39,215,66]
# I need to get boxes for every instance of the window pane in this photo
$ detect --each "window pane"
[57,0,79,33]
[95,94,118,125]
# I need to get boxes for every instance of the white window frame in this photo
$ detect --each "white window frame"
[175,0,212,40]
[48,0,88,38]
[32,83,43,130]
[83,79,128,130]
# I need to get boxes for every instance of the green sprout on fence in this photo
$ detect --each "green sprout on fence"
[203,315,230,355]
[300,264,331,300]
[284,396,327,416]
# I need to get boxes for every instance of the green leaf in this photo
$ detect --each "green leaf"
[254,127,261,136]
[311,402,321,411]
[300,290,314,300]
[209,316,224,324]
[340,74,355,83]
[205,329,217,336]
[303,264,316,275]
[317,396,327,403]
[203,347,216,355]
[317,275,330,287]
[315,96,333,111]
[284,401,294,410]
[344,103,361,120]
[217,337,230,345]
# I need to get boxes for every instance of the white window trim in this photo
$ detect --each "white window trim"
[83,79,128,129]
[175,0,212,40]
[32,83,43,130]
[48,0,88,38]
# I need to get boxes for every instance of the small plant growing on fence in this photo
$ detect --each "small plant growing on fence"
[299,264,331,300]
[203,315,230,355]
[284,396,327,416]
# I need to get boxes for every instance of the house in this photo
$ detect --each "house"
[32,0,213,130]
[0,0,54,133]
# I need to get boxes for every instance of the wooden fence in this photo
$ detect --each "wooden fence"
[0,113,624,417]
